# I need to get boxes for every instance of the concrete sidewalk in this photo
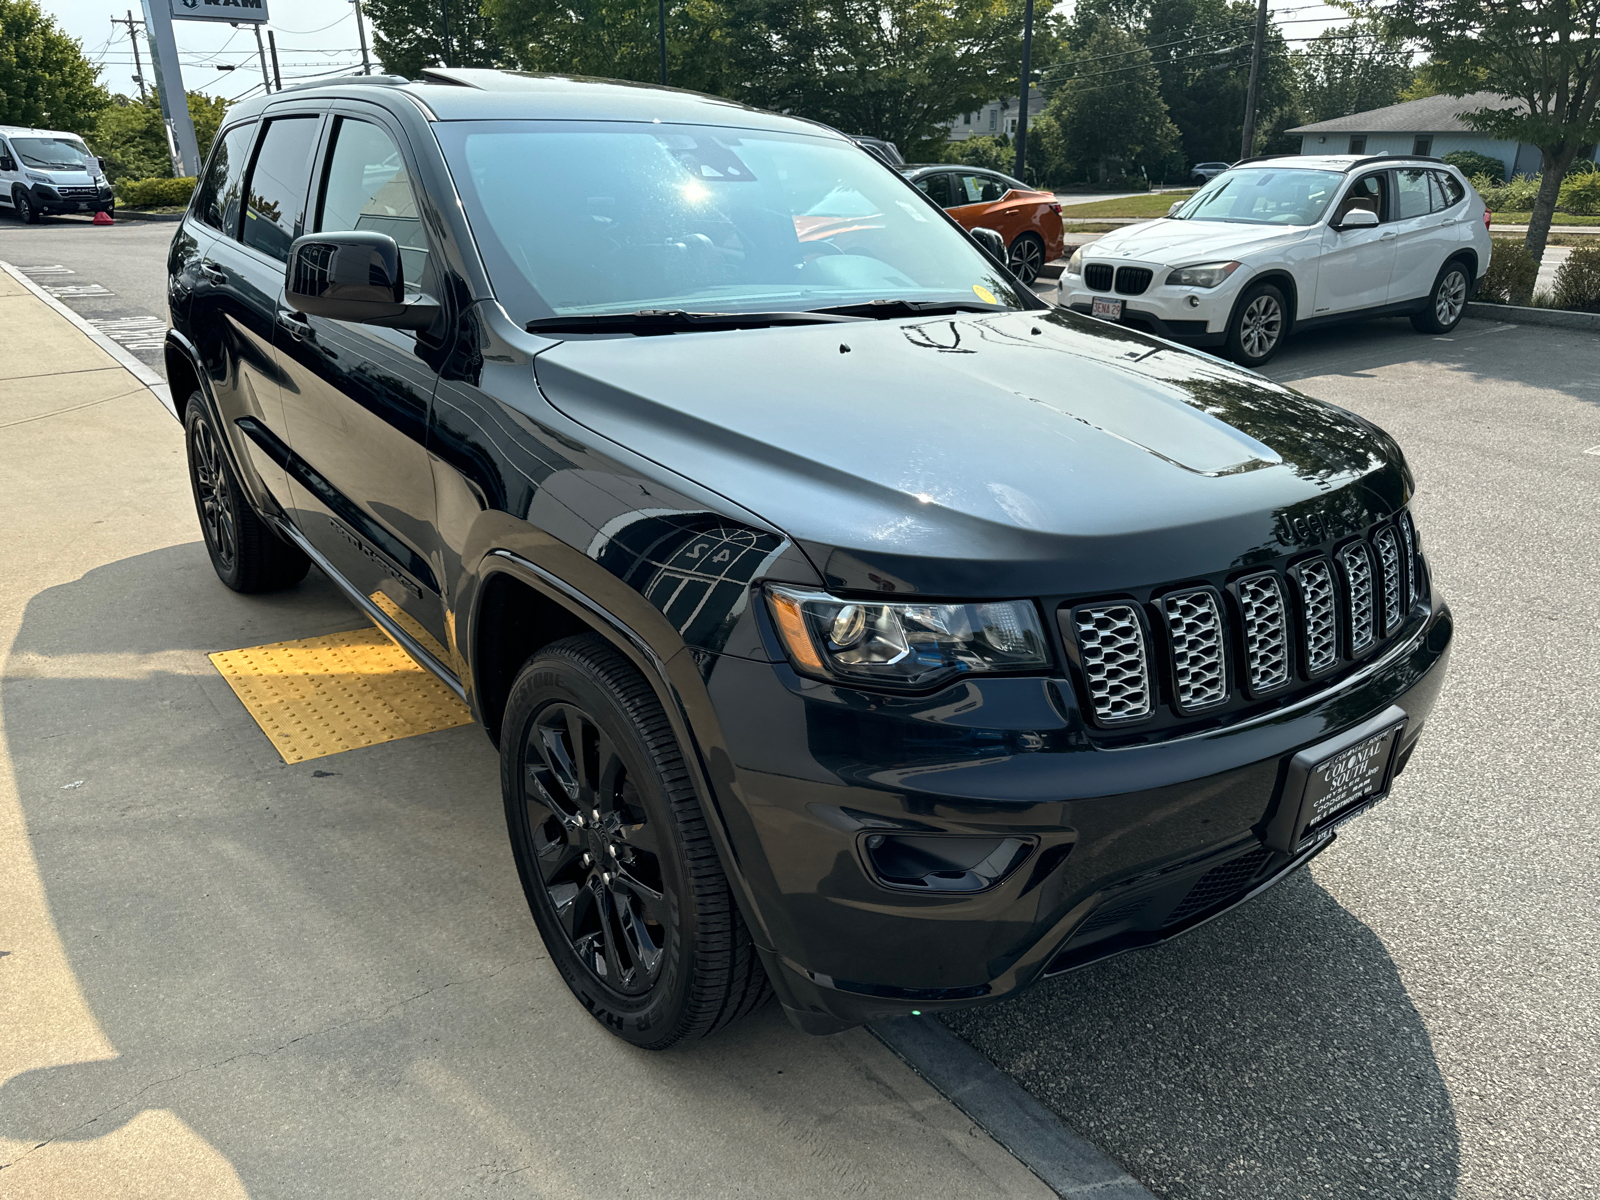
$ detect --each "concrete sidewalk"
[0,270,1059,1197]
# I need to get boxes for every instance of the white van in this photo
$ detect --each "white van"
[0,124,116,223]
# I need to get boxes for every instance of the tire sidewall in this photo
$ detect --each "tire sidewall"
[16,190,34,223]
[1227,281,1288,367]
[500,651,697,1047]
[1422,260,1469,332]
[1008,233,1045,284]
[183,398,246,589]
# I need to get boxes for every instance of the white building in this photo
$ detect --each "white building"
[947,89,1046,141]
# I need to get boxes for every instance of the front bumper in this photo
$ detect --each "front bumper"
[1060,265,1250,347]
[702,595,1452,1033]
[26,183,113,214]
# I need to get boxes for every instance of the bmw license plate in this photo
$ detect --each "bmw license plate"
[1091,297,1123,320]
[1301,724,1403,834]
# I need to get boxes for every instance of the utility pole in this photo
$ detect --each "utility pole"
[352,0,372,75]
[111,11,148,100]
[439,0,453,67]
[659,0,667,85]
[1239,0,1268,160]
[268,28,283,90]
[1014,0,1035,181]
[253,24,272,92]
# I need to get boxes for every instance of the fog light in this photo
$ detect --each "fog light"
[862,833,1032,893]
[1186,294,1201,308]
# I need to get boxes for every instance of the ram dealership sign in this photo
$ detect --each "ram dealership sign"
[169,0,269,23]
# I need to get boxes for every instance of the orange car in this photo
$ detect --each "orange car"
[901,165,1065,283]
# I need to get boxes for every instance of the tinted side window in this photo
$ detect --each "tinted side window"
[1395,168,1432,220]
[194,121,257,235]
[914,173,952,207]
[1433,170,1465,209]
[316,118,429,292]
[243,116,321,262]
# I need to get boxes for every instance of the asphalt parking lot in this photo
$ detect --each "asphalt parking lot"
[3,222,1597,1198]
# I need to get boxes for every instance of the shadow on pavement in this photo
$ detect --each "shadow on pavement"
[944,867,1459,1199]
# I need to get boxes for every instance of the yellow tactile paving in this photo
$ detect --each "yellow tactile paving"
[369,588,453,664]
[208,625,472,763]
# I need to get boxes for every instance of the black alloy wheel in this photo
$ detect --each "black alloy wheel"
[183,397,310,592]
[15,189,37,224]
[501,635,770,1048]
[1008,233,1046,285]
[1226,281,1288,368]
[1411,260,1470,334]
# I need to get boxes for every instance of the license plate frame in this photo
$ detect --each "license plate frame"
[1090,296,1123,321]
[1264,706,1408,852]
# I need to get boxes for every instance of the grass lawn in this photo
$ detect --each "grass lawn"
[1056,191,1197,217]
[1491,212,1600,227]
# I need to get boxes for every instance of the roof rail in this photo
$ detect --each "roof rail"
[1231,154,1299,167]
[416,67,489,88]
[1347,153,1447,170]
[275,73,409,93]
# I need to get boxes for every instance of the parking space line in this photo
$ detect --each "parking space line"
[208,626,472,764]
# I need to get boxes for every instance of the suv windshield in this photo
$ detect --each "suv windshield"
[1173,167,1343,226]
[12,137,94,171]
[433,120,1027,324]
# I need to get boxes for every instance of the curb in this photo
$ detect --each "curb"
[870,1016,1158,1199]
[112,209,184,223]
[1489,224,1600,235]
[0,260,174,417]
[1466,300,1600,331]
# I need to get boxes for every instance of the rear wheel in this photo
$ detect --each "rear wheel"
[14,189,38,224]
[1411,260,1470,333]
[184,397,309,592]
[1226,282,1287,368]
[1007,233,1046,285]
[501,635,770,1048]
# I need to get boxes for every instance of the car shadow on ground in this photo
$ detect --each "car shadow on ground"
[944,867,1459,1199]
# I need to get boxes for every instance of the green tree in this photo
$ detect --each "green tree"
[365,0,504,76]
[483,0,725,92]
[717,0,1035,155]
[92,91,228,181]
[1374,0,1600,263]
[1041,24,1179,181]
[1293,17,1413,124]
[0,0,110,130]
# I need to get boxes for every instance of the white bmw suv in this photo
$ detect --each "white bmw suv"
[1059,155,1493,367]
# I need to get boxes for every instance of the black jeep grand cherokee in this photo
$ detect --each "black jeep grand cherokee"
[165,69,1452,1046]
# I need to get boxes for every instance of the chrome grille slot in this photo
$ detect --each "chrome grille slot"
[1236,572,1290,693]
[1114,266,1153,296]
[1083,263,1114,292]
[1399,510,1419,604]
[1293,559,1338,675]
[1373,527,1403,635]
[1072,605,1153,723]
[1160,589,1228,711]
[1339,542,1376,654]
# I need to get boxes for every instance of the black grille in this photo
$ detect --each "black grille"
[1064,511,1426,728]
[1076,893,1151,935]
[1083,263,1114,291]
[58,186,98,198]
[1115,266,1153,295]
[1163,845,1272,927]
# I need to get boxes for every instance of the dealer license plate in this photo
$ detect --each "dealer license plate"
[1302,725,1401,833]
[1091,297,1123,320]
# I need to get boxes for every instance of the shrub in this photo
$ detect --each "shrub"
[1552,241,1600,310]
[1443,150,1505,185]
[1476,239,1539,304]
[1557,171,1600,216]
[940,135,1015,175]
[117,176,195,208]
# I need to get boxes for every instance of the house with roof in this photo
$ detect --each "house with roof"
[948,89,1046,141]
[1287,91,1599,178]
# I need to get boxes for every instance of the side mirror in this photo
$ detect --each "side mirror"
[97,156,108,173]
[0,156,14,173]
[285,231,437,329]
[970,226,1006,261]
[1168,200,1184,216]
[1337,209,1379,231]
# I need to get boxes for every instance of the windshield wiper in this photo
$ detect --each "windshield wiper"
[808,298,1014,320]
[525,308,868,335]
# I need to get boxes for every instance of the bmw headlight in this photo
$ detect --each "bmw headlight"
[1065,247,1084,278]
[766,586,1050,689]
[1165,261,1241,288]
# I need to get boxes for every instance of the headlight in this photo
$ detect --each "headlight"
[766,586,1050,690]
[26,172,52,184]
[1165,261,1241,288]
[1065,247,1084,277]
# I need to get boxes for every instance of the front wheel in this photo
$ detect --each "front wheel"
[14,190,38,224]
[1411,260,1470,333]
[501,635,770,1048]
[1007,233,1046,285]
[1226,282,1288,368]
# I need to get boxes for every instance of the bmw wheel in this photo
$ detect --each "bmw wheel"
[501,635,770,1048]
[1411,260,1470,334]
[1226,282,1287,368]
[1007,233,1046,285]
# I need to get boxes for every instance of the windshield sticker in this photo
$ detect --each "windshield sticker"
[972,284,998,304]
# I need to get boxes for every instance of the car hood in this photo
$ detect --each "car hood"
[1086,219,1310,265]
[532,308,1407,597]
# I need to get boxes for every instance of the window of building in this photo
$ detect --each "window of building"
[1349,136,1367,154]
[963,112,972,126]
[1413,136,1433,156]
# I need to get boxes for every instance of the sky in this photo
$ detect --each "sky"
[39,0,1358,109]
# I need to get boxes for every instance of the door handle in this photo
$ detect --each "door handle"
[276,309,314,340]
[199,262,225,284]
[1380,231,1398,242]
